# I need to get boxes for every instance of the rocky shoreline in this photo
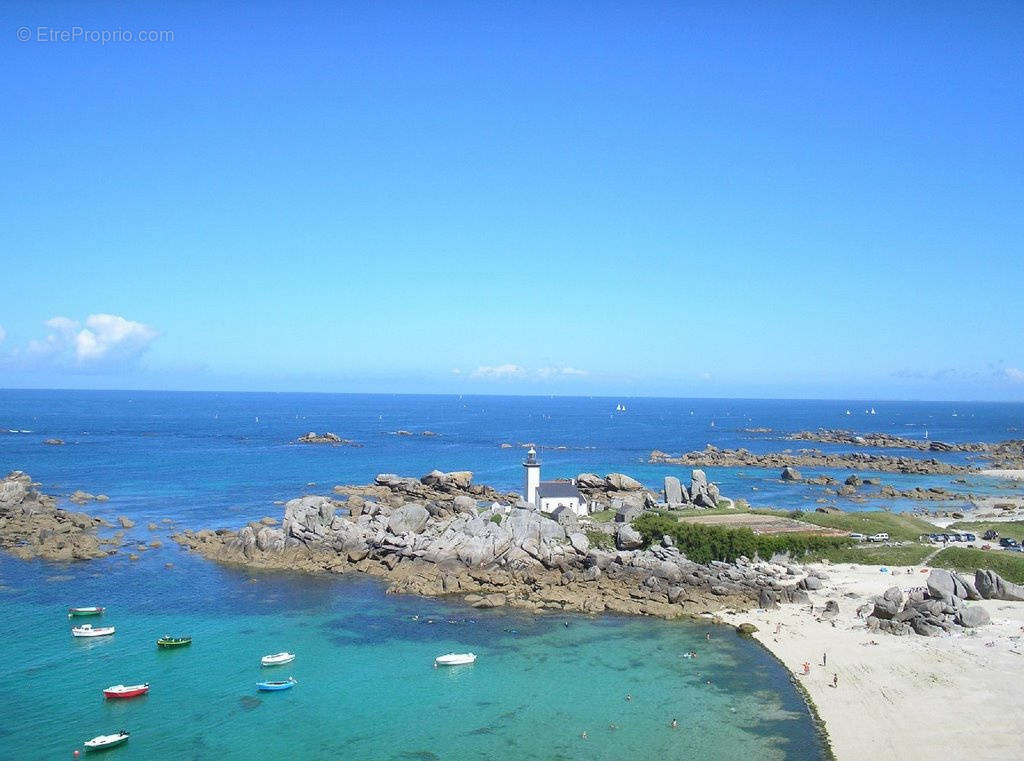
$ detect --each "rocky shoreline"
[650,445,976,475]
[0,472,114,561]
[171,468,818,620]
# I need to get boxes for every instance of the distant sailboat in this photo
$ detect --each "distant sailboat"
[924,429,929,440]
[615,404,626,412]
[870,407,876,415]
[845,409,851,416]
[710,421,716,428]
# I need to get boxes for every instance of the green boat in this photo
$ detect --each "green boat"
[156,635,192,648]
[68,606,105,617]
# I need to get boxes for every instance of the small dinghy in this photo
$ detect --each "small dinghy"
[257,677,296,691]
[156,635,192,648]
[434,653,476,667]
[68,606,105,617]
[72,624,115,638]
[261,651,296,666]
[83,730,129,751]
[103,683,150,699]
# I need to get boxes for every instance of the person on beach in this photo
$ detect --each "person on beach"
[775,623,781,635]
[833,673,838,688]
[822,652,827,667]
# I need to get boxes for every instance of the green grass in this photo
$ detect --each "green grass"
[584,529,614,550]
[931,547,1024,584]
[812,542,934,566]
[588,509,616,523]
[751,509,940,542]
[947,520,1024,542]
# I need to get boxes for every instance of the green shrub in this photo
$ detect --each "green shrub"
[632,514,853,564]
[585,529,614,550]
[489,514,503,524]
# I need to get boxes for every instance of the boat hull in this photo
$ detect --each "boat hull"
[84,733,129,751]
[261,653,295,666]
[257,679,296,691]
[103,684,149,699]
[434,653,476,666]
[156,638,191,648]
[72,626,115,638]
[69,607,105,617]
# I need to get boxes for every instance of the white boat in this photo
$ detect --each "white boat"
[845,409,851,415]
[261,651,296,666]
[434,652,476,667]
[870,407,876,415]
[84,730,129,751]
[72,624,115,638]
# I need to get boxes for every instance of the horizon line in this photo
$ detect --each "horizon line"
[1,385,1021,405]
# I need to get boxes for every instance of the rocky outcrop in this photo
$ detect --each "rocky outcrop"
[0,471,111,561]
[296,431,360,446]
[650,445,974,475]
[975,570,1024,602]
[43,438,64,446]
[865,571,992,637]
[786,430,1024,467]
[172,477,796,620]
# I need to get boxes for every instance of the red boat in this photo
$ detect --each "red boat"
[102,683,150,699]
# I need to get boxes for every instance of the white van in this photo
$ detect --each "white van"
[868,532,890,543]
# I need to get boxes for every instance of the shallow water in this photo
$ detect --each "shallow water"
[0,551,824,760]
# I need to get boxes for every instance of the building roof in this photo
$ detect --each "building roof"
[537,481,584,500]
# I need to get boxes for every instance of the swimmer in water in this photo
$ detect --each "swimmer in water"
[625,693,632,702]
[581,731,588,740]
[671,719,678,729]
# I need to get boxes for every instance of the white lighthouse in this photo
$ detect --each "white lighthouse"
[523,446,541,506]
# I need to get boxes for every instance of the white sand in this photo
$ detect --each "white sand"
[719,563,1024,760]
[980,469,1024,480]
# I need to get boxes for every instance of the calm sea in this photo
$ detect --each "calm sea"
[1,390,1022,759]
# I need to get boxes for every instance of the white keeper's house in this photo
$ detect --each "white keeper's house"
[522,446,592,517]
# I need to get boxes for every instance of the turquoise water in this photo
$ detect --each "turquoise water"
[0,550,824,760]
[5,391,1022,759]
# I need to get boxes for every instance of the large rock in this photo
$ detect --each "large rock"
[927,569,957,603]
[956,606,991,628]
[615,525,644,551]
[664,476,684,504]
[387,504,430,535]
[975,570,1024,602]
[605,473,644,491]
[780,466,803,481]
[576,473,605,489]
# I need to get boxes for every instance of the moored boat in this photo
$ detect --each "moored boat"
[68,606,105,617]
[72,624,115,638]
[434,652,476,666]
[83,730,129,751]
[103,683,150,699]
[257,677,296,691]
[156,635,191,648]
[261,651,296,666]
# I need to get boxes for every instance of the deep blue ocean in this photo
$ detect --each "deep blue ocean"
[1,390,1022,759]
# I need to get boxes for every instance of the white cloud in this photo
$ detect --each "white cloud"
[1006,368,1024,383]
[74,314,157,361]
[17,313,158,366]
[0,325,5,344]
[471,364,589,381]
[537,366,589,378]
[472,364,524,379]
[450,368,462,375]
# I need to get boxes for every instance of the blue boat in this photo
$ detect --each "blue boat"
[256,677,296,691]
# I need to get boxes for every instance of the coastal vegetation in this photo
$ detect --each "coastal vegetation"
[811,543,934,566]
[632,514,853,564]
[931,547,1024,585]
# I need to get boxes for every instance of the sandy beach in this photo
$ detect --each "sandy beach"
[720,563,1024,760]
[980,469,1024,481]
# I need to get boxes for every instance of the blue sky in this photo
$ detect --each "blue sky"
[1,2,1022,399]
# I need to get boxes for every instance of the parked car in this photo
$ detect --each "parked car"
[983,530,999,540]
[848,532,866,542]
[999,538,1020,549]
[963,533,976,542]
[868,532,890,542]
